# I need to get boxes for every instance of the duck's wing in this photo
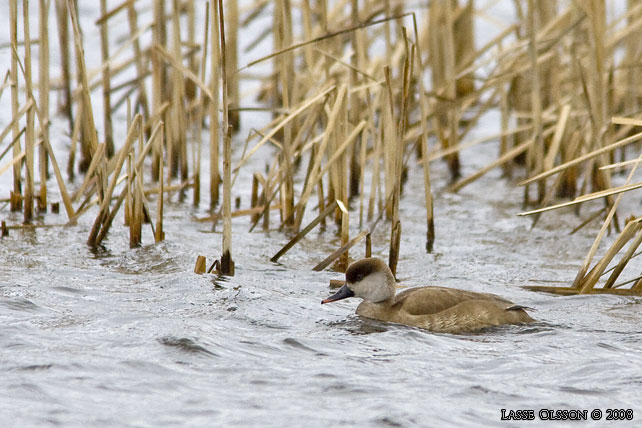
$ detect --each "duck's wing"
[412,299,535,333]
[391,286,515,316]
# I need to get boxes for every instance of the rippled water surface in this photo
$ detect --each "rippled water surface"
[3,151,642,427]
[3,2,642,427]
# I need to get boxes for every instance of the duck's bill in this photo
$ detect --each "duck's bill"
[321,284,354,304]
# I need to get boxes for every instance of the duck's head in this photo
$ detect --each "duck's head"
[321,257,396,304]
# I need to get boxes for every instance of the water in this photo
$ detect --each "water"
[3,146,642,427]
[3,2,642,427]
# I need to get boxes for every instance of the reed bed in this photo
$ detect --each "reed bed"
[1,1,642,292]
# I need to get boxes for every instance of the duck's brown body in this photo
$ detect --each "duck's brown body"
[322,258,535,334]
[356,286,534,334]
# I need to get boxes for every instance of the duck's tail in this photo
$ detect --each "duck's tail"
[505,304,536,312]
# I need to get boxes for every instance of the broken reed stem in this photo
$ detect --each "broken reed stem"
[520,130,642,187]
[239,12,413,73]
[0,131,36,179]
[0,104,29,160]
[197,204,281,223]
[271,200,338,263]
[194,255,207,274]
[313,230,369,272]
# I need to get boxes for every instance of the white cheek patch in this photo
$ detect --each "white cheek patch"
[352,272,390,302]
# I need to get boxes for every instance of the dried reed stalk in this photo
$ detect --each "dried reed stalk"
[226,0,240,131]
[151,0,166,182]
[10,0,21,212]
[271,200,338,263]
[38,0,50,212]
[22,0,35,224]
[9,45,75,221]
[87,114,141,247]
[155,124,165,242]
[194,255,207,274]
[209,0,221,209]
[126,2,151,132]
[55,0,73,138]
[99,0,114,158]
[219,0,234,275]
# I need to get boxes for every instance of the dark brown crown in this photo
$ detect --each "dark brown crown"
[345,258,385,284]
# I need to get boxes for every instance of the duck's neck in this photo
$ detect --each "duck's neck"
[356,298,394,321]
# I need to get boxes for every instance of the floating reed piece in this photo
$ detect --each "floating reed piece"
[4,1,642,289]
[194,255,207,274]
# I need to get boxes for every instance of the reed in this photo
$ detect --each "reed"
[170,0,187,189]
[10,0,21,212]
[54,0,73,141]
[209,0,221,210]
[38,0,50,212]
[226,0,239,131]
[155,124,165,243]
[4,1,642,294]
[99,0,114,159]
[218,0,234,275]
[194,255,206,274]
[125,2,151,135]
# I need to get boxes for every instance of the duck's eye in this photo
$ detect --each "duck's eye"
[355,274,363,282]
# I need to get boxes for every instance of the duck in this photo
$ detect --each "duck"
[322,257,534,334]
